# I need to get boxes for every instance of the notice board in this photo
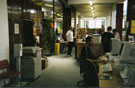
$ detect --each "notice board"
[130,20,135,35]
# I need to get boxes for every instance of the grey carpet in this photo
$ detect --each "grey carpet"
[26,52,83,87]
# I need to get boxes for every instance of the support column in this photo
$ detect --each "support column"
[126,0,135,41]
[63,8,71,40]
[116,4,123,40]
[127,0,135,21]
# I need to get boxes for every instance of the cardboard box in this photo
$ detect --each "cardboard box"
[41,58,48,70]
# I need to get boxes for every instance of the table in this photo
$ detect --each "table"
[98,62,123,87]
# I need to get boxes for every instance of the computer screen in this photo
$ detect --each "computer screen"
[126,43,135,63]
[119,42,132,62]
[119,44,124,56]
[111,38,122,55]
[129,49,135,57]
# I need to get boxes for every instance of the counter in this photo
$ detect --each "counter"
[76,41,105,59]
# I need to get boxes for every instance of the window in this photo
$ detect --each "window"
[89,20,95,28]
[85,18,105,28]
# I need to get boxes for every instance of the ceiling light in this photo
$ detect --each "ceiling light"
[44,13,47,15]
[44,4,53,8]
[91,6,93,10]
[92,10,94,13]
[51,11,53,14]
[30,9,36,14]
[89,1,93,5]
[36,3,42,6]
[42,8,46,12]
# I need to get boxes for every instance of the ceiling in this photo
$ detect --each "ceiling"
[42,0,126,18]
[42,0,63,18]
[68,0,125,18]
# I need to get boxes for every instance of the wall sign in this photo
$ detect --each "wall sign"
[130,20,135,34]
[14,23,19,34]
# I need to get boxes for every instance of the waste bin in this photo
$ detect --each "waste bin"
[55,43,60,54]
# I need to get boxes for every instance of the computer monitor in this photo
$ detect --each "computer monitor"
[92,34,101,44]
[111,38,122,55]
[125,43,135,63]
[119,41,132,63]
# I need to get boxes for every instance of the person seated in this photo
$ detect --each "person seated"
[79,36,106,87]
[56,33,63,43]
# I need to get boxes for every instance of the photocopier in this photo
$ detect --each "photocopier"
[21,47,42,80]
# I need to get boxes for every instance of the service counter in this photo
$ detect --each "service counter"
[76,41,105,59]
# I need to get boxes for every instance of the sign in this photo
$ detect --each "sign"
[14,24,19,34]
[130,20,135,34]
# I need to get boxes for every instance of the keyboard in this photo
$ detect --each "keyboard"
[102,63,112,73]
[100,56,108,61]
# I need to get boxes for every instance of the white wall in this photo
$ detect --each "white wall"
[80,17,85,28]
[111,4,117,29]
[0,0,9,61]
[106,4,117,30]
[105,9,113,31]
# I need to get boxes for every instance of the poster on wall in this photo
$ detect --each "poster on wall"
[130,20,135,35]
[14,23,19,34]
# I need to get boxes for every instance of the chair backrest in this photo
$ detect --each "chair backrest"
[0,60,9,70]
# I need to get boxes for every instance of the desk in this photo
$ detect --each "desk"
[76,41,105,59]
[99,62,123,87]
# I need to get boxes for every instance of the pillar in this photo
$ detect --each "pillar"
[116,4,123,40]
[126,0,135,41]
[63,8,71,40]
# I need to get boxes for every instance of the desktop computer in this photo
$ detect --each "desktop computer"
[120,64,135,86]
[105,39,122,62]
[111,38,122,55]
[114,42,135,86]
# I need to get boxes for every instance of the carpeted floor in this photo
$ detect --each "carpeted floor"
[25,51,83,87]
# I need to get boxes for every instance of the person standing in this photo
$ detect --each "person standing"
[66,27,74,56]
[101,26,114,52]
[113,29,120,39]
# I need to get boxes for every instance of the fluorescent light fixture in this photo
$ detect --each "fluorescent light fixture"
[44,13,47,15]
[91,6,93,10]
[51,11,53,14]
[30,9,36,13]
[89,0,93,5]
[45,4,53,8]
[36,3,42,6]
[42,8,46,12]
[23,9,26,12]
[57,14,61,16]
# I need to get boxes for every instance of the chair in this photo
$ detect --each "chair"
[0,60,21,87]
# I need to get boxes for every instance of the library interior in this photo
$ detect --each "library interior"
[0,0,135,87]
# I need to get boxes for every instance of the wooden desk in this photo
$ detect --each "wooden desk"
[99,63,123,87]
[76,41,105,59]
